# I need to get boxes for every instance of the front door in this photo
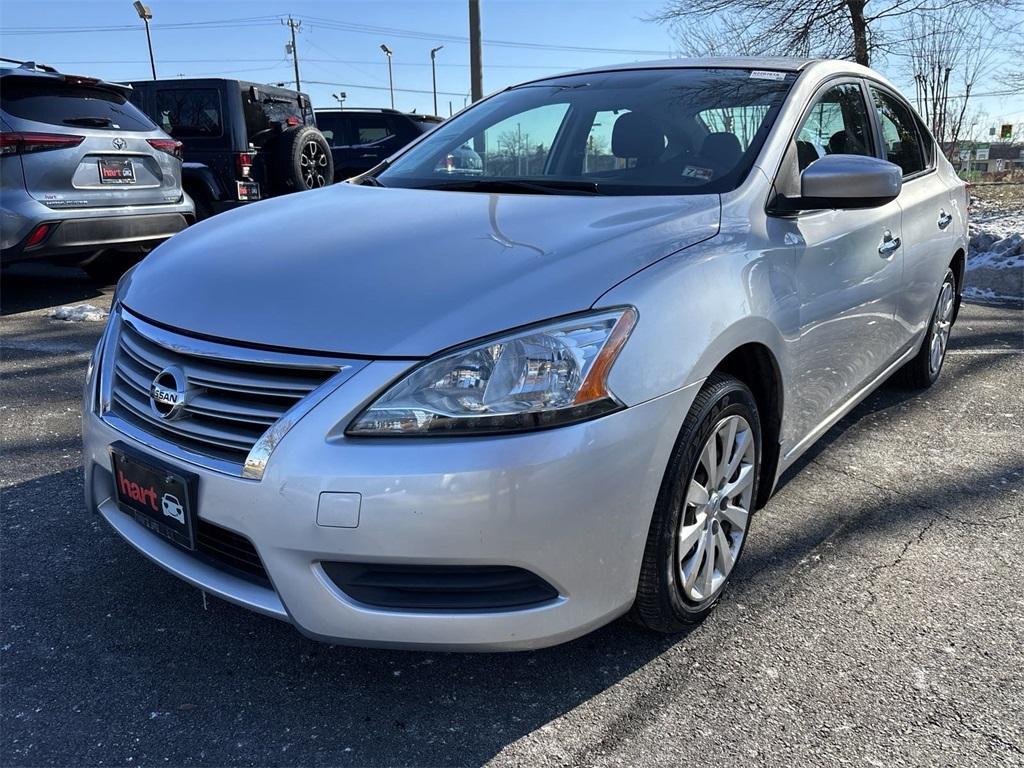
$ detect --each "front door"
[775,80,905,445]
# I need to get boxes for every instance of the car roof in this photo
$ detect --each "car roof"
[517,57,885,87]
[315,108,442,120]
[0,60,132,94]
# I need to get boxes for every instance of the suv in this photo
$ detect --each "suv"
[127,79,333,218]
[314,108,441,180]
[0,61,194,280]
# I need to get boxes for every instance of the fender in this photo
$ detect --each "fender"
[181,163,227,202]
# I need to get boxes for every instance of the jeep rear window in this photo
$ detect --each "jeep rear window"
[0,77,156,131]
[242,90,313,146]
[155,88,222,138]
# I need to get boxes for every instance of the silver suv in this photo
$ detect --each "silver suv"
[0,61,194,280]
[84,58,967,650]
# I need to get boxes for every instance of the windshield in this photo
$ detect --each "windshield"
[376,68,796,195]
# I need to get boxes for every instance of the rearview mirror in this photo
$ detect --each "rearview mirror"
[798,154,902,209]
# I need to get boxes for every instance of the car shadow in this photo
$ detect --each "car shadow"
[1,262,113,316]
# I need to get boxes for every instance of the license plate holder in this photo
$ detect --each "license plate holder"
[110,443,198,550]
[236,180,260,201]
[98,157,136,185]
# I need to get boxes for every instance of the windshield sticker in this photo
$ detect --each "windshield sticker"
[749,70,787,81]
[681,165,714,180]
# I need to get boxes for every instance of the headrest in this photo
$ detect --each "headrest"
[700,132,743,162]
[611,112,665,159]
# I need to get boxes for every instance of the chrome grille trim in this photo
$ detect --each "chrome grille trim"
[99,307,368,480]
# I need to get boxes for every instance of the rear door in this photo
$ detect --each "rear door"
[0,75,178,209]
[867,84,959,345]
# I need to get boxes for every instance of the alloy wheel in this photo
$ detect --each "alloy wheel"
[677,414,756,602]
[300,140,330,188]
[929,277,955,375]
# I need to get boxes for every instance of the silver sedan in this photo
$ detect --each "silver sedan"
[83,57,967,650]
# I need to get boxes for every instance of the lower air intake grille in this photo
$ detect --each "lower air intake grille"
[195,519,269,585]
[321,562,559,611]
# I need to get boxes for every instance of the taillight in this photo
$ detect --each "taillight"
[285,116,301,127]
[147,138,183,160]
[236,152,254,179]
[0,132,85,155]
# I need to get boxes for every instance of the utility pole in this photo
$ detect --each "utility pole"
[283,16,302,93]
[430,45,444,116]
[132,2,156,80]
[468,0,483,104]
[333,91,346,108]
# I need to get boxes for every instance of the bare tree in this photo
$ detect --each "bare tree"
[905,11,997,154]
[654,0,1021,67]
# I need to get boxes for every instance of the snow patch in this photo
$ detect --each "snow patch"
[966,214,1024,304]
[49,304,108,322]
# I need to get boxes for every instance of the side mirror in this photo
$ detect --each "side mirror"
[798,154,902,209]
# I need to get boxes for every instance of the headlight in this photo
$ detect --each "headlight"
[347,308,637,436]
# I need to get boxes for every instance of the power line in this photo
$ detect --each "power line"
[0,16,281,35]
[281,78,470,98]
[1,13,676,56]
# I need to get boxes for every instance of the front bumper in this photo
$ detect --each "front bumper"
[83,356,698,651]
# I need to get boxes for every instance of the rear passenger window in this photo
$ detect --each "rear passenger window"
[793,83,875,171]
[870,87,925,176]
[353,117,394,145]
[156,89,222,138]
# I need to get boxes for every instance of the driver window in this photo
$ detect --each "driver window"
[793,83,874,171]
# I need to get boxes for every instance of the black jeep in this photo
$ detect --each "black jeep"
[127,78,333,219]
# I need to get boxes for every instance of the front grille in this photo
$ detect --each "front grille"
[109,317,338,466]
[195,519,270,585]
[321,562,560,611]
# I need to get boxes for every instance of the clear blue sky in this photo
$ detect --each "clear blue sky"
[1,0,1020,134]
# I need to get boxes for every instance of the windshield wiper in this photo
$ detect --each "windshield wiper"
[420,178,601,196]
[64,116,112,127]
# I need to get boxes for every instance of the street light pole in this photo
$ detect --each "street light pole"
[333,91,347,108]
[380,44,394,109]
[132,1,156,80]
[430,45,444,116]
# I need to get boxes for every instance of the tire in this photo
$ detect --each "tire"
[632,372,762,633]
[896,267,956,390]
[186,187,214,221]
[271,125,333,193]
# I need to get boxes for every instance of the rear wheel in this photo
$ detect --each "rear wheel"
[632,373,761,632]
[896,267,956,389]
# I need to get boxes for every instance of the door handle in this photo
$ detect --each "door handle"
[878,234,901,257]
[937,211,953,230]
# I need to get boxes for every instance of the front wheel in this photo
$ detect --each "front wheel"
[632,373,761,633]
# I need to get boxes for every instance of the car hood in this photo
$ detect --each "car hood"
[122,183,719,357]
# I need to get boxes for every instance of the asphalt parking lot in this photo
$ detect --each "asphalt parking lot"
[2,262,1022,767]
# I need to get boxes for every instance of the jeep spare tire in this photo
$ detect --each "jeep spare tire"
[273,125,333,192]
